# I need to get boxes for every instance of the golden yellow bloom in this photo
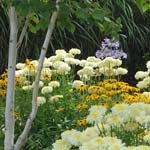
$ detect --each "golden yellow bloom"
[25,58,37,70]
[77,118,87,126]
[15,76,26,87]
[76,85,88,92]
[86,93,99,101]
[0,70,8,96]
[14,112,20,119]
[0,89,6,96]
[56,107,63,113]
[76,103,88,109]
[88,86,105,94]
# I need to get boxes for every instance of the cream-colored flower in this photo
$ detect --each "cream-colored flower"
[22,85,33,90]
[135,71,149,80]
[69,48,81,55]
[61,129,82,146]
[48,81,60,88]
[15,70,25,77]
[72,80,84,88]
[16,63,25,69]
[64,58,80,65]
[102,57,115,67]
[41,86,53,94]
[32,81,44,88]
[99,67,116,76]
[37,96,46,106]
[82,66,94,76]
[47,56,60,62]
[22,67,37,76]
[57,65,71,74]
[81,127,99,143]
[55,49,67,55]
[56,53,66,60]
[124,122,139,132]
[30,60,38,67]
[86,56,101,62]
[79,60,87,67]
[136,81,148,89]
[43,57,53,67]
[143,92,150,98]
[52,139,71,150]
[146,60,150,69]
[116,67,128,75]
[114,59,122,66]
[106,114,124,126]
[49,95,63,103]
[40,68,52,80]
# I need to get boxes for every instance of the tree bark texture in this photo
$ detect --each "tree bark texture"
[5,6,17,150]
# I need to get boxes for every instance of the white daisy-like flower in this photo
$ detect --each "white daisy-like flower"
[48,81,60,88]
[37,96,46,106]
[41,86,53,94]
[72,80,84,88]
[69,48,81,55]
[16,63,25,69]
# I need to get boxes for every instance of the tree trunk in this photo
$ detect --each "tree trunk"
[14,0,60,149]
[16,15,30,51]
[5,6,17,150]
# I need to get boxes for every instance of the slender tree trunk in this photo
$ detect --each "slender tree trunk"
[16,15,30,51]
[14,0,60,149]
[5,6,17,150]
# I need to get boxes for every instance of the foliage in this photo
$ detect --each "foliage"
[135,0,150,12]
[1,49,150,149]
[103,0,150,78]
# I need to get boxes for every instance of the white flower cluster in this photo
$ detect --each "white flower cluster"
[72,80,84,88]
[135,60,150,90]
[15,48,128,91]
[77,57,128,81]
[52,102,150,150]
[87,103,150,127]
[52,127,125,150]
[52,127,150,150]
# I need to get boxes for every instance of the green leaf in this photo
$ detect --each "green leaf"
[31,15,39,24]
[104,17,112,22]
[91,9,104,21]
[69,23,76,33]
[76,9,89,19]
[28,23,37,33]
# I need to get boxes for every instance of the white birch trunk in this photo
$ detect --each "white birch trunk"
[5,7,17,150]
[14,0,60,149]
[16,15,30,51]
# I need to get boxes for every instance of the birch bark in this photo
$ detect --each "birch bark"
[4,6,17,150]
[16,15,30,51]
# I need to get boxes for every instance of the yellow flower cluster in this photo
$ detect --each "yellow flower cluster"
[76,103,88,109]
[75,85,88,92]
[77,118,87,126]
[0,70,7,96]
[76,79,150,106]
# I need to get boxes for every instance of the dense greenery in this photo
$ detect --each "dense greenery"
[1,49,150,149]
[1,1,150,84]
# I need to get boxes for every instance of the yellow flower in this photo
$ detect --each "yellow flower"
[25,58,37,70]
[14,112,20,119]
[77,118,87,126]
[76,85,88,92]
[0,89,6,96]
[76,103,88,110]
[86,93,99,101]
[56,107,63,113]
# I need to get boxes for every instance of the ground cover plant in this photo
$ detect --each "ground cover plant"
[1,48,150,149]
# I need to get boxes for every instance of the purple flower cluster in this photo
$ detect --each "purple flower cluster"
[95,38,127,60]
